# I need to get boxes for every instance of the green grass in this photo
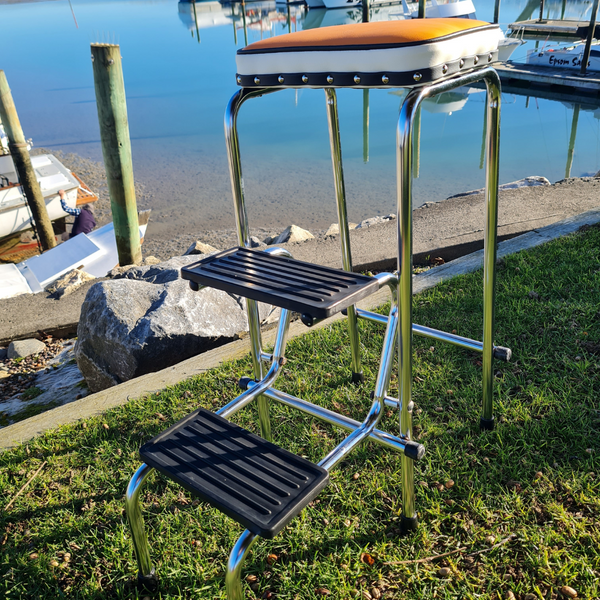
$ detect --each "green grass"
[1,226,599,600]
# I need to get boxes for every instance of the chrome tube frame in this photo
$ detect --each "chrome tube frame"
[397,67,501,527]
[125,463,156,583]
[225,87,279,441]
[225,530,258,600]
[218,309,292,419]
[325,88,363,383]
[320,290,397,471]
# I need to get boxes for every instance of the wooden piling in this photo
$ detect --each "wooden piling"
[493,0,501,24]
[0,71,56,251]
[91,44,141,266]
[362,0,370,23]
[418,0,426,19]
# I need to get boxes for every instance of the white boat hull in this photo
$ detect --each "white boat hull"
[0,154,79,240]
[526,46,600,72]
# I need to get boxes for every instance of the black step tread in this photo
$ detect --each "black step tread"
[181,247,379,320]
[140,408,329,538]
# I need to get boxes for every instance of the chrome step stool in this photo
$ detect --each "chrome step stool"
[125,18,511,598]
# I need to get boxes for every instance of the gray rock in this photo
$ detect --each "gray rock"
[249,236,265,248]
[0,347,7,360]
[184,241,218,255]
[270,225,314,245]
[74,254,272,392]
[356,215,395,229]
[47,268,96,299]
[8,339,47,359]
[324,223,358,237]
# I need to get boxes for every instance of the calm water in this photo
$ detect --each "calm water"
[2,0,600,239]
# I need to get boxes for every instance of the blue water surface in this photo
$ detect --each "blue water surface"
[2,0,599,236]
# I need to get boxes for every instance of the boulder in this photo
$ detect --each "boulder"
[47,268,96,299]
[356,215,395,229]
[324,222,358,237]
[8,339,46,359]
[184,241,218,255]
[75,255,273,392]
[270,225,314,245]
[0,347,7,360]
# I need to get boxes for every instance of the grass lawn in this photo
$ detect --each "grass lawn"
[1,225,599,600]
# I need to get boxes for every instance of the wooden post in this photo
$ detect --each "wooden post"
[493,0,501,24]
[362,89,369,163]
[0,71,56,251]
[565,103,580,178]
[362,0,370,23]
[418,0,426,19]
[91,44,141,266]
[538,0,545,21]
[580,0,599,75]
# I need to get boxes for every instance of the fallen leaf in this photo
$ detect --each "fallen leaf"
[360,553,375,566]
[315,588,331,596]
[267,554,278,565]
[437,567,451,577]
[560,586,578,598]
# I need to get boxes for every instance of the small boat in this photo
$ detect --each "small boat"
[0,152,97,241]
[526,41,600,71]
[322,0,475,17]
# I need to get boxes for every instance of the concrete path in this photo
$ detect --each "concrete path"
[1,206,598,451]
[1,177,599,346]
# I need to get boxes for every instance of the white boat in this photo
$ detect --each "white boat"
[0,153,82,240]
[526,41,600,72]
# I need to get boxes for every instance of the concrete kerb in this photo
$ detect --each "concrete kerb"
[1,207,599,452]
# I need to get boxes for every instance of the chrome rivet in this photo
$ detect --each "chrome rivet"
[278,75,285,84]
[354,75,361,84]
[474,55,479,65]
[108,59,114,66]
[382,74,389,84]
[413,73,422,82]
[488,53,493,62]
[442,64,448,74]
[302,74,309,83]
[254,77,260,85]
[236,76,242,84]
[459,58,465,68]
[327,75,334,84]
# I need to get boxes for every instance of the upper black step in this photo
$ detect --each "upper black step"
[181,247,379,321]
[140,408,329,539]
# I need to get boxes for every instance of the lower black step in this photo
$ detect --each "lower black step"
[181,246,379,321]
[140,408,329,539]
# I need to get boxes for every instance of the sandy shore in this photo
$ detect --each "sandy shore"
[34,148,322,260]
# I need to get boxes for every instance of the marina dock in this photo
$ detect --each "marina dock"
[496,61,600,96]
[508,18,599,39]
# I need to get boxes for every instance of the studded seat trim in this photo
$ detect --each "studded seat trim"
[235,19,503,89]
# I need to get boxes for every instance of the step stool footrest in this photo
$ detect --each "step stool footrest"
[181,246,379,321]
[140,408,329,538]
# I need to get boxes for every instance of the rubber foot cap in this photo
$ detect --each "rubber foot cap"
[400,514,419,535]
[480,417,495,431]
[238,377,254,390]
[351,371,364,384]
[137,571,158,592]
[189,281,200,292]
[493,346,512,362]
[404,441,426,461]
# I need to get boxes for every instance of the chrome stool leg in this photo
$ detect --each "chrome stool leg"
[125,463,157,590]
[325,88,363,384]
[225,530,258,600]
[481,70,502,431]
[396,67,502,529]
[225,88,274,440]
